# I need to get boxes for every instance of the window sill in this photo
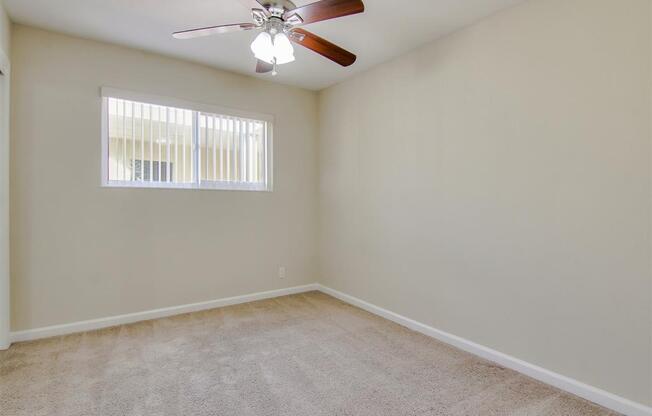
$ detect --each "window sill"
[101,180,272,192]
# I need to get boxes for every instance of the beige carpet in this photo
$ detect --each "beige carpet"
[1,291,619,416]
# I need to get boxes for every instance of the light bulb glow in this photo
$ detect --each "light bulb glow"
[250,32,274,64]
[250,31,295,66]
[273,33,295,65]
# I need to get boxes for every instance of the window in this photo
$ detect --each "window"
[101,88,273,191]
[133,160,173,182]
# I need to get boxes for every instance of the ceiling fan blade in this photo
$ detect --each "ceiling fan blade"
[256,60,274,73]
[173,23,257,39]
[291,28,356,67]
[285,0,364,25]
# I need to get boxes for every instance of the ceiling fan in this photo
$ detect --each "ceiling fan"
[173,0,365,75]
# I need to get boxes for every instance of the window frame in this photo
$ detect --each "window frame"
[100,87,274,192]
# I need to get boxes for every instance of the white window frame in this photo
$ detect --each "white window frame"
[100,87,274,192]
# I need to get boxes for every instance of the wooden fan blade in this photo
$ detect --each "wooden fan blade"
[285,0,364,25]
[173,23,257,39]
[291,28,356,67]
[256,60,274,73]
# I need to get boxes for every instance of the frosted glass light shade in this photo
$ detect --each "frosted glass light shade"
[250,31,295,65]
[273,33,295,65]
[250,32,274,64]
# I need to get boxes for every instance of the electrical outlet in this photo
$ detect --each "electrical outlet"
[278,266,286,279]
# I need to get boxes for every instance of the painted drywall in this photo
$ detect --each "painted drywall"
[0,0,9,56]
[0,0,11,349]
[10,25,318,331]
[319,0,651,407]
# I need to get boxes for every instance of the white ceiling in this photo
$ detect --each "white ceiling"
[4,0,525,90]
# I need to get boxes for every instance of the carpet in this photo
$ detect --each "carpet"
[0,291,619,415]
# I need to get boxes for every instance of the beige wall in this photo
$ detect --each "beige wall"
[0,0,9,56]
[318,0,651,406]
[10,25,318,331]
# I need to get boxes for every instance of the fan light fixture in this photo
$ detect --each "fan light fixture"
[250,31,295,66]
[173,0,364,76]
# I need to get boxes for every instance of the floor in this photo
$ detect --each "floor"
[1,292,618,416]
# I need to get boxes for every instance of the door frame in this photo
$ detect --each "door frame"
[0,46,10,350]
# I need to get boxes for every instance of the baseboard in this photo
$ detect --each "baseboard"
[317,284,652,416]
[9,284,319,344]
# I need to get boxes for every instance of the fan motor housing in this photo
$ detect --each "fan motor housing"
[265,16,286,34]
[261,0,297,17]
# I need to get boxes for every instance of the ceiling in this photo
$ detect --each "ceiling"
[4,0,525,90]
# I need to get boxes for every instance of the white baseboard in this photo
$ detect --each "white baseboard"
[9,284,319,344]
[317,284,651,416]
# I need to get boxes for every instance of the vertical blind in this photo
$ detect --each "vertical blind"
[104,96,271,191]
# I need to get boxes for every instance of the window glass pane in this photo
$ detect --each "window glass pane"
[105,95,270,191]
[107,98,194,184]
[198,112,268,186]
